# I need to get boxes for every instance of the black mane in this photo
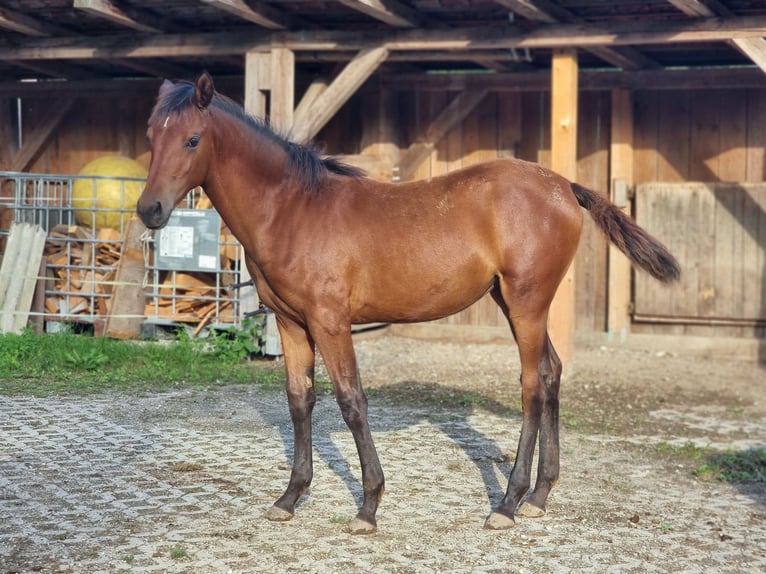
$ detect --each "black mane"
[152,80,366,192]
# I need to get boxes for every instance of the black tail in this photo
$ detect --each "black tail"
[571,183,680,283]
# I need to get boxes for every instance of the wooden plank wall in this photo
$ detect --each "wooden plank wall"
[19,95,154,174]
[3,84,764,340]
[632,88,766,338]
[634,182,766,335]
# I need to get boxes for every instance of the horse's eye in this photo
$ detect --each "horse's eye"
[187,135,200,149]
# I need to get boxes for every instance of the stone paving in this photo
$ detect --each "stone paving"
[1,381,765,574]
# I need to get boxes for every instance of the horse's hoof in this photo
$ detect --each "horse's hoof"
[345,516,377,535]
[483,511,516,530]
[517,501,546,518]
[265,505,294,522]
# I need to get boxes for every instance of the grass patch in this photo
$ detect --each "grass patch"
[0,327,283,397]
[695,447,766,483]
[657,441,766,484]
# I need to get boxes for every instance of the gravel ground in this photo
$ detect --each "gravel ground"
[1,335,765,573]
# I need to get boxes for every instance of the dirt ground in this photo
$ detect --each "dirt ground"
[1,335,765,573]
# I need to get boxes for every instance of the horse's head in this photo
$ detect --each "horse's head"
[137,72,215,229]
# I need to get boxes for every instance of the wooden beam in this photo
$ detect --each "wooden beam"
[244,51,270,117]
[1,66,763,99]
[494,0,567,23]
[548,48,578,366]
[732,37,766,73]
[337,0,421,27]
[291,46,389,143]
[496,0,659,70]
[111,58,190,79]
[0,6,67,36]
[380,67,766,91]
[202,0,290,30]
[607,89,634,343]
[397,90,488,181]
[5,59,97,80]
[10,98,76,172]
[666,0,766,74]
[269,47,294,133]
[2,17,766,60]
[294,77,329,123]
[665,0,727,18]
[73,0,163,34]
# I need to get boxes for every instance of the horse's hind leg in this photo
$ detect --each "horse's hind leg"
[485,286,561,529]
[517,334,561,517]
[266,316,317,522]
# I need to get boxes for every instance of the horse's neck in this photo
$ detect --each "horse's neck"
[203,116,288,257]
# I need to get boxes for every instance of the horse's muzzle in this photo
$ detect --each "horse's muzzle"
[137,199,167,229]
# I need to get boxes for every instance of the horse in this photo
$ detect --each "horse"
[137,72,680,534]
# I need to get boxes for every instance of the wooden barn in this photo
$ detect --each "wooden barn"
[1,1,765,361]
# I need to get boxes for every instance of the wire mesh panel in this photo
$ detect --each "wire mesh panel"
[0,170,242,332]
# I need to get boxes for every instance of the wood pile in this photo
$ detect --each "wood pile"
[44,225,120,316]
[41,221,239,330]
[147,270,236,324]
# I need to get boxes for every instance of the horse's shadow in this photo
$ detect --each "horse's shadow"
[252,380,520,511]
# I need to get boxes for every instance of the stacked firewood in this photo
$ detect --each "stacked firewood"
[44,225,120,316]
[42,223,239,328]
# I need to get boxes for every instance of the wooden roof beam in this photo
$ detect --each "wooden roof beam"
[0,6,69,36]
[201,0,291,30]
[337,0,421,28]
[2,16,766,60]
[73,0,163,34]
[495,0,660,70]
[666,0,766,73]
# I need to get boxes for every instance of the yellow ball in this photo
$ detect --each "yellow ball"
[71,156,147,230]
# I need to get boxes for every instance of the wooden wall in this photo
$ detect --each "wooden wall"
[2,83,765,341]
[631,88,766,338]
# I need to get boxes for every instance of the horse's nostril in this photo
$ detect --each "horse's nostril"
[152,201,163,218]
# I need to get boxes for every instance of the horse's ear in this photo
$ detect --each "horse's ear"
[194,72,215,110]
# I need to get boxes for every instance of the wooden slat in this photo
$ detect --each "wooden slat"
[0,223,47,334]
[634,182,766,326]
[103,217,148,339]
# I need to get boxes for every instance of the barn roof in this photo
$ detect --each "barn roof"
[1,1,766,92]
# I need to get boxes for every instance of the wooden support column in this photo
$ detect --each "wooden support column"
[241,51,269,325]
[269,47,294,132]
[608,88,634,342]
[242,49,294,354]
[549,48,578,366]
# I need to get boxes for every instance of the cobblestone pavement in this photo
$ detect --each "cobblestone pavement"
[1,339,765,573]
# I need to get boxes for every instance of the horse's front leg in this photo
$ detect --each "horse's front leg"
[265,315,317,522]
[313,323,384,534]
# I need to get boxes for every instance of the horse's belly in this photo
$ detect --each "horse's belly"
[350,272,495,324]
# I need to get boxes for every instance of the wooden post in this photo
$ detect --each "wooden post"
[240,51,270,322]
[269,47,294,132]
[549,48,578,366]
[608,89,634,342]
